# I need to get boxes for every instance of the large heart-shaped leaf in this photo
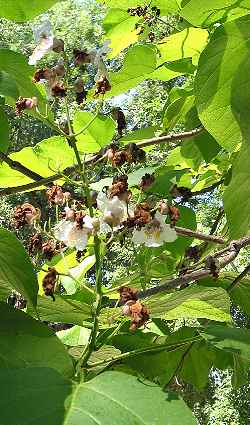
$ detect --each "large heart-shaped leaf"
[74,112,116,153]
[195,17,250,151]
[0,302,73,377]
[181,0,250,27]
[0,228,38,308]
[35,294,92,326]
[107,45,157,97]
[0,368,196,424]
[157,28,208,66]
[0,0,60,22]
[149,286,231,322]
[200,325,250,362]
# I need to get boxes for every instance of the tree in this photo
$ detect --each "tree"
[0,0,250,423]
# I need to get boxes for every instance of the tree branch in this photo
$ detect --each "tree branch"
[0,127,203,197]
[0,153,101,196]
[138,235,250,299]
[175,226,226,244]
[0,152,44,182]
[137,126,204,149]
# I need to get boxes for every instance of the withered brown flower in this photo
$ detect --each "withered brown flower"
[13,203,41,228]
[42,267,58,301]
[94,75,111,96]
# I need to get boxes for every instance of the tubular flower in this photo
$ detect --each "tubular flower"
[90,40,112,81]
[132,211,177,247]
[97,191,129,228]
[54,212,94,251]
[29,20,54,65]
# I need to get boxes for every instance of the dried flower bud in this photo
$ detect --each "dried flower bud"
[108,175,128,200]
[112,108,126,136]
[129,301,150,332]
[51,83,67,97]
[168,205,180,226]
[52,38,64,53]
[76,90,87,104]
[126,202,152,228]
[112,150,128,167]
[42,267,57,301]
[15,97,37,115]
[28,233,43,256]
[73,49,91,65]
[94,75,111,96]
[46,185,67,205]
[139,173,155,191]
[42,240,61,261]
[118,286,138,305]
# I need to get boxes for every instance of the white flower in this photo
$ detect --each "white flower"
[29,20,54,65]
[132,211,177,248]
[97,191,128,228]
[54,215,94,251]
[90,40,112,81]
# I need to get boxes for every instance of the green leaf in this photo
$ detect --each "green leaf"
[149,59,195,81]
[157,27,208,66]
[183,131,221,163]
[35,294,92,326]
[120,126,158,145]
[0,228,38,308]
[57,325,91,346]
[149,286,231,322]
[180,139,204,171]
[147,166,185,196]
[163,95,195,131]
[107,45,157,97]
[112,328,195,386]
[103,8,139,57]
[224,136,250,239]
[202,273,250,317]
[74,112,116,153]
[180,340,215,389]
[0,106,9,153]
[195,17,250,151]
[0,71,19,99]
[181,0,250,27]
[0,50,45,109]
[0,302,73,377]
[34,136,75,171]
[0,368,196,425]
[60,255,96,295]
[200,325,250,362]
[0,0,60,22]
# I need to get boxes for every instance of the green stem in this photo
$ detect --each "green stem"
[87,336,201,368]
[68,120,103,377]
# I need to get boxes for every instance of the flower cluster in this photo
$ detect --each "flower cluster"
[54,208,95,251]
